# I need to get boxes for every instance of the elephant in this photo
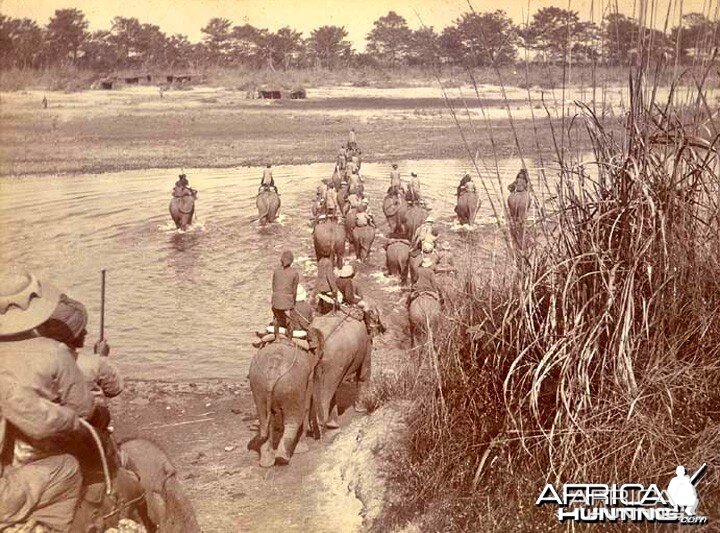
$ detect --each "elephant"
[256,189,281,225]
[169,194,195,230]
[401,205,429,241]
[385,239,411,285]
[248,340,319,467]
[383,193,408,234]
[455,190,480,225]
[408,293,441,347]
[309,313,374,429]
[313,218,345,268]
[352,224,375,262]
[71,436,200,532]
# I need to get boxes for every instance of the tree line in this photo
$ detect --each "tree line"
[0,7,718,71]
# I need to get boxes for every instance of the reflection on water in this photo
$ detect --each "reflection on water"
[0,158,554,379]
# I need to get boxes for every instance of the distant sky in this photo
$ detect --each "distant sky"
[1,0,715,50]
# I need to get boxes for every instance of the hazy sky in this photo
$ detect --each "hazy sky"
[1,0,713,50]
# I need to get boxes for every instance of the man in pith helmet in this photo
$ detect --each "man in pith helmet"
[0,267,96,531]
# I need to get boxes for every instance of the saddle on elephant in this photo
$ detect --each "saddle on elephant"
[407,289,441,308]
[384,237,411,249]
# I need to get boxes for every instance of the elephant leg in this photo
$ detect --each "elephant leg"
[326,402,340,429]
[248,386,268,452]
[259,411,276,468]
[275,418,302,466]
[354,342,372,413]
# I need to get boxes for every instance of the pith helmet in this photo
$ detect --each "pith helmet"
[0,267,61,336]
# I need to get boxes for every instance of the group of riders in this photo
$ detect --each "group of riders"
[0,270,138,531]
[262,129,469,354]
[0,125,535,530]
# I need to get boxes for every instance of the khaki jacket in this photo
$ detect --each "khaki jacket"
[0,336,95,469]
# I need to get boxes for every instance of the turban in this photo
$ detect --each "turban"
[36,294,88,345]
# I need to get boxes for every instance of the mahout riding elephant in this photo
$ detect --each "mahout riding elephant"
[336,184,350,214]
[248,340,320,467]
[408,293,441,347]
[383,193,408,234]
[71,435,200,532]
[455,189,480,225]
[331,170,343,190]
[257,189,281,225]
[352,224,375,262]
[169,195,195,230]
[385,239,411,285]
[313,218,345,268]
[402,205,429,241]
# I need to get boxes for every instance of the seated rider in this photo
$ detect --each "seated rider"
[336,264,364,307]
[406,172,421,205]
[413,215,438,251]
[312,186,326,219]
[389,164,402,191]
[346,191,362,211]
[409,256,441,307]
[172,173,197,197]
[315,255,338,315]
[336,147,347,171]
[456,173,473,196]
[36,295,123,419]
[259,164,278,193]
[358,199,376,227]
[0,268,96,532]
[325,184,339,217]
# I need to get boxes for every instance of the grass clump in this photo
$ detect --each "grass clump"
[377,68,720,530]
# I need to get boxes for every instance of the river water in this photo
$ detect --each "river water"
[0,157,552,380]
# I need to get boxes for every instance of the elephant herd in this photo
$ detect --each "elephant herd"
[168,185,282,230]
[162,161,482,469]
[248,314,373,467]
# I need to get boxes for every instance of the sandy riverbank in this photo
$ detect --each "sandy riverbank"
[0,83,649,176]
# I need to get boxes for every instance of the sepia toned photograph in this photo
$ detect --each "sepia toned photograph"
[0,0,718,531]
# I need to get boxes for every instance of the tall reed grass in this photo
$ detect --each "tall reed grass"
[374,53,720,532]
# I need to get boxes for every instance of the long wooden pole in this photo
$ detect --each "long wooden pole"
[99,269,106,342]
